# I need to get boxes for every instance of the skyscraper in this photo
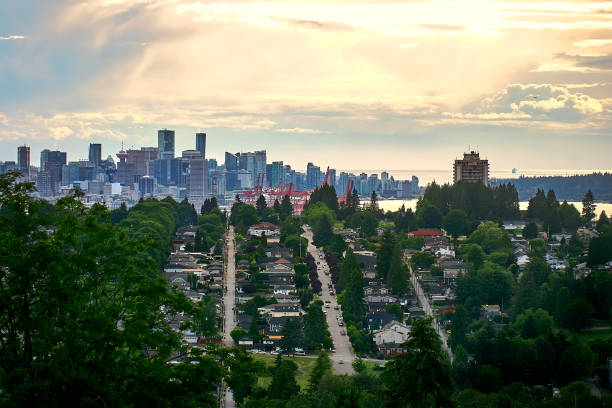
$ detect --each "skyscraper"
[158,129,175,160]
[40,149,67,194]
[189,157,209,202]
[453,151,489,186]
[196,133,206,158]
[17,145,30,174]
[89,143,102,166]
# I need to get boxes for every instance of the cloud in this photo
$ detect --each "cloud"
[275,127,331,134]
[573,39,612,48]
[416,24,465,31]
[270,17,355,31]
[0,35,25,40]
[448,83,603,122]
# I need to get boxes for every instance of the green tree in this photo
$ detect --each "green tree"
[376,229,396,280]
[558,201,582,233]
[268,359,300,400]
[256,194,267,216]
[418,203,443,229]
[410,251,436,271]
[443,209,470,238]
[582,189,596,224]
[465,244,485,270]
[313,214,333,247]
[324,234,346,256]
[383,318,453,408]
[280,194,293,221]
[558,344,595,385]
[385,303,404,322]
[280,318,303,354]
[231,328,247,344]
[226,349,263,404]
[0,173,225,406]
[562,299,594,331]
[522,222,538,239]
[388,242,409,294]
[304,301,333,350]
[308,351,332,391]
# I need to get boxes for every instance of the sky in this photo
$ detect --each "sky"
[1,0,611,172]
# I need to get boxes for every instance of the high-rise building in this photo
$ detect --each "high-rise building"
[17,145,30,174]
[453,151,489,186]
[158,129,175,160]
[306,162,321,189]
[40,149,67,194]
[225,152,238,171]
[196,133,206,158]
[189,158,209,201]
[116,147,158,186]
[36,171,52,197]
[89,143,102,166]
[269,161,284,186]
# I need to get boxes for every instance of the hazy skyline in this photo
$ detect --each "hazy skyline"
[1,0,611,170]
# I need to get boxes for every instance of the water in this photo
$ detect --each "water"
[367,199,612,218]
[345,169,612,187]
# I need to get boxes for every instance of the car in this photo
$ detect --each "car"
[340,330,346,335]
[338,360,344,364]
[334,305,339,310]
[338,321,344,326]
[329,291,334,295]
[325,303,330,308]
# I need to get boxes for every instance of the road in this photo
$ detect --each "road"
[223,226,237,347]
[408,263,453,362]
[222,226,237,408]
[303,226,355,375]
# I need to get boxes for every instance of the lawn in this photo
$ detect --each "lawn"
[573,327,612,342]
[252,354,318,390]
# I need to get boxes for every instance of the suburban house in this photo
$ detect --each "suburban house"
[248,222,281,238]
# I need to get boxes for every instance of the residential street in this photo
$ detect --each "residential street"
[408,263,453,362]
[223,226,236,408]
[303,226,355,375]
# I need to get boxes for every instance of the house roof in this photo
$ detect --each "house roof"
[408,229,444,236]
[274,257,292,264]
[250,222,280,230]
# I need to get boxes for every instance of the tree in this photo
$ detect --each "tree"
[226,349,262,404]
[376,229,396,280]
[522,222,538,239]
[324,234,346,256]
[465,244,485,270]
[388,243,409,294]
[443,209,469,238]
[192,296,218,338]
[418,204,443,229]
[369,191,379,213]
[582,189,596,224]
[596,210,610,232]
[385,303,404,323]
[410,251,436,271]
[303,301,332,350]
[313,214,333,247]
[308,351,332,391]
[383,318,453,408]
[562,299,594,331]
[0,173,225,406]
[268,359,300,400]
[558,344,595,385]
[280,318,303,354]
[231,328,247,344]
[256,194,267,216]
[280,194,293,221]
[273,198,282,215]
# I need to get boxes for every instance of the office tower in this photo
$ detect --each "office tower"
[253,151,266,187]
[116,147,158,186]
[40,149,67,194]
[189,158,208,201]
[306,162,321,189]
[36,171,52,197]
[269,161,284,186]
[89,143,102,166]
[453,151,489,186]
[64,161,95,184]
[208,158,217,171]
[210,171,226,196]
[158,129,175,160]
[17,145,30,174]
[367,174,379,195]
[411,176,419,193]
[225,152,238,171]
[139,176,155,198]
[196,133,206,158]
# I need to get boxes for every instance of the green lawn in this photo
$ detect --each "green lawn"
[379,221,395,228]
[252,354,318,390]
[334,221,345,229]
[573,328,612,342]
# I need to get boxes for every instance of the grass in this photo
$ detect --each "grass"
[252,354,318,390]
[379,221,395,228]
[573,327,612,342]
[334,221,345,229]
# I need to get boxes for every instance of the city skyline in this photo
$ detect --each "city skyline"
[1,1,612,170]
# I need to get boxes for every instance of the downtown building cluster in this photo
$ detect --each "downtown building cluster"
[0,129,420,209]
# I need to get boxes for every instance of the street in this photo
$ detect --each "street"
[223,226,237,408]
[408,263,453,362]
[303,226,355,375]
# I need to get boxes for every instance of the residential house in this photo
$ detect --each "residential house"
[248,222,281,238]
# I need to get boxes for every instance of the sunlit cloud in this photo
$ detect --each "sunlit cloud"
[0,35,25,40]
[276,127,331,134]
